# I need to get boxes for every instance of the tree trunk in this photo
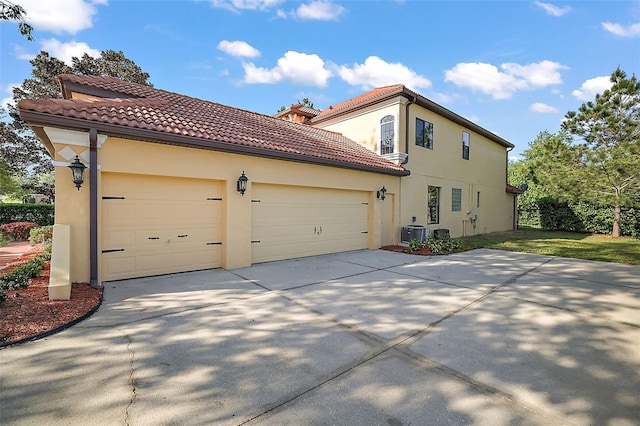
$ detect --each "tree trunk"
[612,204,621,237]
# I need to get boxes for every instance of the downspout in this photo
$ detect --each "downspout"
[89,128,99,288]
[401,95,417,166]
[506,146,513,185]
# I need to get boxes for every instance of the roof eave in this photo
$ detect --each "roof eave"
[312,87,514,149]
[19,109,410,177]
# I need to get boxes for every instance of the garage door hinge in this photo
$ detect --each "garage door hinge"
[102,248,125,253]
[206,242,222,245]
[361,231,368,234]
[251,199,261,203]
[361,202,368,205]
[251,240,261,243]
[102,196,125,200]
[207,197,223,201]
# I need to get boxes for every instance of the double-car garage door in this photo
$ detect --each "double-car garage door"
[101,174,370,281]
[251,184,369,263]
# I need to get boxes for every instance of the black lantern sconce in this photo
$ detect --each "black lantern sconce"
[377,186,387,200]
[68,155,87,190]
[237,171,248,196]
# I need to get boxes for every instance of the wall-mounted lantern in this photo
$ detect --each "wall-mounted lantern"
[68,155,87,190]
[237,171,248,196]
[377,186,387,200]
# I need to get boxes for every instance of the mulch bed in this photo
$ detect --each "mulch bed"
[0,244,103,347]
[381,245,438,255]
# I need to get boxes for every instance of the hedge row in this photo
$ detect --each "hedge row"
[519,198,640,237]
[0,204,54,226]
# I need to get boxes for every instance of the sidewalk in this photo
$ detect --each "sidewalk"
[0,240,33,270]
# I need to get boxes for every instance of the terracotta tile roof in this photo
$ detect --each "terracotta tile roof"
[311,84,514,149]
[315,84,405,119]
[18,75,409,176]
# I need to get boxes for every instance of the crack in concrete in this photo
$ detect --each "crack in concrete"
[122,331,138,426]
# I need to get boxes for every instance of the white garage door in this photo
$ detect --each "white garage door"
[101,173,223,281]
[251,184,370,263]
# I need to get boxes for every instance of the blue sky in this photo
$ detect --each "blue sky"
[1,0,639,158]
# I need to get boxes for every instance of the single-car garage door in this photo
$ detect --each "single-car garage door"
[101,173,223,281]
[251,184,370,263]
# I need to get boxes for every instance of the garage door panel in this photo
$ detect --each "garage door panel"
[252,184,369,264]
[102,173,223,282]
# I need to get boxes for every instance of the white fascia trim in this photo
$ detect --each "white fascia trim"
[44,127,108,148]
[382,152,408,163]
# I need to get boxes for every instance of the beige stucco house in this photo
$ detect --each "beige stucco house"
[18,75,408,297]
[301,85,521,238]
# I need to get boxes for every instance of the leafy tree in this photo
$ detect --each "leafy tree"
[0,159,20,196]
[0,0,33,40]
[72,50,151,85]
[561,68,640,237]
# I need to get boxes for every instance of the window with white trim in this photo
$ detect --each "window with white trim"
[380,115,395,155]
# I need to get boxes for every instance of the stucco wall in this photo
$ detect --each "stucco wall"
[315,100,515,239]
[49,130,400,284]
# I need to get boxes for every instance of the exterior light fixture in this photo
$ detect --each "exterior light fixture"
[377,186,387,200]
[68,155,87,190]
[237,171,248,196]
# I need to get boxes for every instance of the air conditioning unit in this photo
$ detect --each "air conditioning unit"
[433,229,450,241]
[401,225,429,244]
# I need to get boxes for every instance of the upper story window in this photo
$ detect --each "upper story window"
[416,118,433,149]
[462,131,470,160]
[380,115,395,155]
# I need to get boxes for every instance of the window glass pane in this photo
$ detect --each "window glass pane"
[428,186,440,224]
[462,132,470,160]
[415,118,433,149]
[452,188,462,211]
[380,115,394,155]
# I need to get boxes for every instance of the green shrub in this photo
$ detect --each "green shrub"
[29,225,53,245]
[0,204,54,226]
[408,239,425,252]
[0,222,39,240]
[0,252,49,291]
[529,198,640,237]
[0,288,6,306]
[408,237,464,254]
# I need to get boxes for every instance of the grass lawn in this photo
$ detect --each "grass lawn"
[462,229,640,265]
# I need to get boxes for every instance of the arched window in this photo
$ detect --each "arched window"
[380,115,394,155]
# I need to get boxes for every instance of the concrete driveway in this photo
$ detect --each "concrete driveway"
[1,248,639,425]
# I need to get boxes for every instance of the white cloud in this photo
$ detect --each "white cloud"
[602,22,640,38]
[571,76,612,101]
[41,39,100,65]
[243,51,332,86]
[338,56,431,90]
[530,102,559,113]
[1,84,19,111]
[534,1,571,17]
[444,60,568,100]
[295,1,345,20]
[19,0,106,34]
[209,0,284,12]
[217,40,260,58]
